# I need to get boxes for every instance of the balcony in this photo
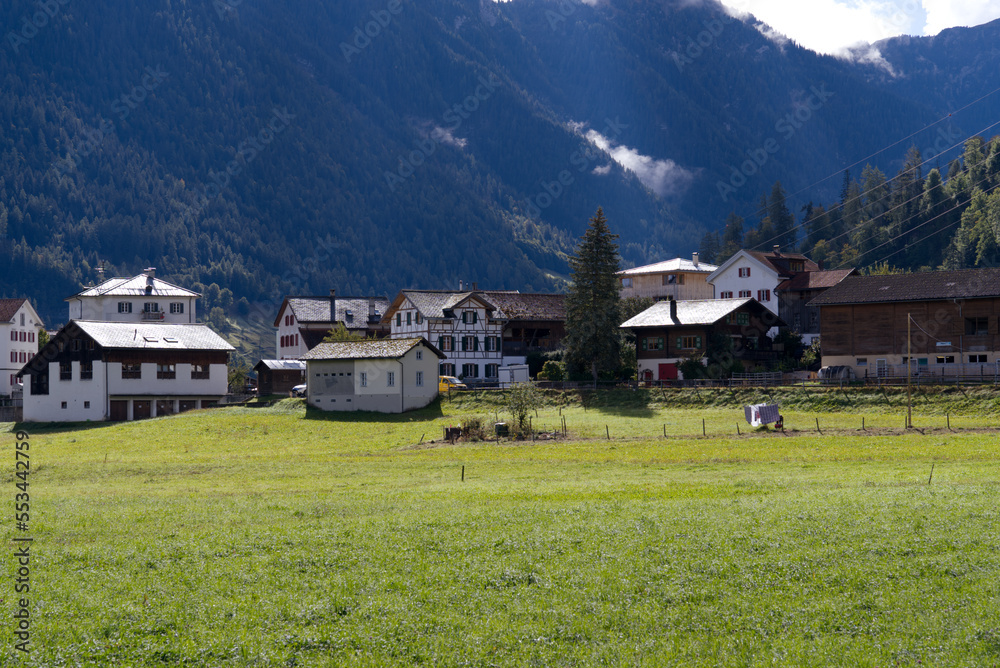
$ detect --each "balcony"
[142,310,165,321]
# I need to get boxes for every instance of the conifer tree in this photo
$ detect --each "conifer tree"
[563,207,622,385]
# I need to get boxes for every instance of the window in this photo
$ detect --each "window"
[29,332,34,343]
[360,372,368,387]
[621,277,633,287]
[189,363,209,379]
[416,350,423,360]
[790,261,804,272]
[170,302,184,314]
[738,267,751,277]
[20,331,26,341]
[80,361,93,380]
[641,337,664,351]
[396,313,402,327]
[756,289,771,302]
[20,314,25,326]
[84,401,90,409]
[484,336,499,352]
[462,363,478,378]
[386,371,395,387]
[462,311,478,325]
[416,313,423,325]
[676,336,702,350]
[60,361,72,381]
[416,371,424,386]
[970,354,988,364]
[720,291,733,299]
[406,312,412,326]
[856,358,868,367]
[462,336,480,352]
[157,363,176,379]
[738,290,751,298]
[122,363,142,379]
[440,363,456,377]
[736,312,750,325]
[663,274,684,285]
[143,302,159,313]
[935,356,955,364]
[965,317,989,335]
[438,336,453,352]
[72,339,82,351]
[61,402,67,409]
[485,364,499,378]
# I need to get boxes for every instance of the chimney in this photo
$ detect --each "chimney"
[472,282,478,291]
[143,267,156,278]
[330,289,336,322]
[773,245,780,256]
[459,280,464,291]
[368,298,376,321]
[692,252,699,268]
[669,295,677,321]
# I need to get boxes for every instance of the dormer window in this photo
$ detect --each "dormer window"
[790,261,804,272]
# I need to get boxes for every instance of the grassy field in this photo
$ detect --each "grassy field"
[3,390,1000,666]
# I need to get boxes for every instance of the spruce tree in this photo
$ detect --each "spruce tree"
[564,207,622,385]
[768,181,795,250]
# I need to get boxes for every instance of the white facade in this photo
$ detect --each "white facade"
[0,300,43,396]
[66,270,198,324]
[303,339,442,413]
[276,311,308,359]
[386,292,503,381]
[706,251,780,317]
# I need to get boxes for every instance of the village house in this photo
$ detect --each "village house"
[618,253,717,301]
[300,338,444,413]
[274,291,390,360]
[17,321,234,422]
[809,267,1000,379]
[1,299,44,397]
[65,268,199,324]
[621,297,782,381]
[478,291,566,367]
[382,289,503,381]
[775,268,857,344]
[707,247,818,324]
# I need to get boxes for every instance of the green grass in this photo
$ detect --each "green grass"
[3,395,1000,666]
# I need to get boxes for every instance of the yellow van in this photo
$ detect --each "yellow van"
[439,376,467,393]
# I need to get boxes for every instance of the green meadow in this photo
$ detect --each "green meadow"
[3,388,1000,666]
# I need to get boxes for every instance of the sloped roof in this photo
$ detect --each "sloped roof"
[255,359,307,371]
[745,250,820,276]
[280,296,390,326]
[301,337,445,361]
[71,321,234,350]
[383,290,496,322]
[0,298,27,323]
[618,258,718,276]
[67,274,199,299]
[777,269,857,292]
[478,291,566,321]
[620,298,783,328]
[809,268,1000,306]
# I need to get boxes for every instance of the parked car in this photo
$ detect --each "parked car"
[292,384,307,397]
[438,376,467,393]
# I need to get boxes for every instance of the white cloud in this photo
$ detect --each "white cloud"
[717,0,1000,54]
[431,126,467,149]
[585,130,695,197]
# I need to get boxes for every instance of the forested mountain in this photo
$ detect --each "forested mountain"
[1,0,998,325]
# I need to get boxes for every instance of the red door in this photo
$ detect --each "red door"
[658,363,678,380]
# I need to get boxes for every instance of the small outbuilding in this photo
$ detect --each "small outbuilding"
[300,337,445,413]
[254,359,307,396]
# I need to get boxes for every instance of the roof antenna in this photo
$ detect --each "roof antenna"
[97,260,105,282]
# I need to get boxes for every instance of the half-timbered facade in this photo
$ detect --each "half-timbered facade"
[621,298,782,381]
[1,299,44,396]
[810,268,1000,378]
[17,321,233,422]
[382,290,503,381]
[65,268,199,324]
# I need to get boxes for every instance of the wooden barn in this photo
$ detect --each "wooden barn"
[254,359,307,396]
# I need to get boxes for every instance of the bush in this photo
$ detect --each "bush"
[506,382,539,429]
[538,361,565,381]
[461,417,488,441]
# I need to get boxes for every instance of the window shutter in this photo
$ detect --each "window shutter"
[462,312,468,324]
[658,337,664,350]
[438,336,444,349]
[676,337,682,350]
[747,267,750,276]
[474,337,480,351]
[641,338,647,351]
[696,336,702,349]
[396,313,401,326]
[451,336,456,351]
[473,311,478,324]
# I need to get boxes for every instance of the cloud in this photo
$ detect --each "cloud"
[716,0,999,54]
[585,130,695,197]
[431,126,468,149]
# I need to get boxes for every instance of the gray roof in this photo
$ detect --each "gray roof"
[809,268,1000,306]
[478,291,566,321]
[72,321,234,350]
[386,290,495,321]
[67,274,199,299]
[284,296,390,325]
[621,298,756,328]
[255,359,307,371]
[301,337,445,361]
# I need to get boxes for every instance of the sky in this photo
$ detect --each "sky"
[716,0,1000,55]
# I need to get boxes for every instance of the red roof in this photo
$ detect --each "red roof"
[0,298,27,323]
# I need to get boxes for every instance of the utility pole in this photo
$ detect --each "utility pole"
[907,312,912,429]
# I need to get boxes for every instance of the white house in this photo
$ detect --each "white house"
[301,338,444,413]
[273,291,390,360]
[18,321,233,422]
[65,268,199,324]
[1,299,44,397]
[618,253,718,301]
[382,290,503,381]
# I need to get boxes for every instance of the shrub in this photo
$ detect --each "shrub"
[506,382,539,429]
[538,361,565,381]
